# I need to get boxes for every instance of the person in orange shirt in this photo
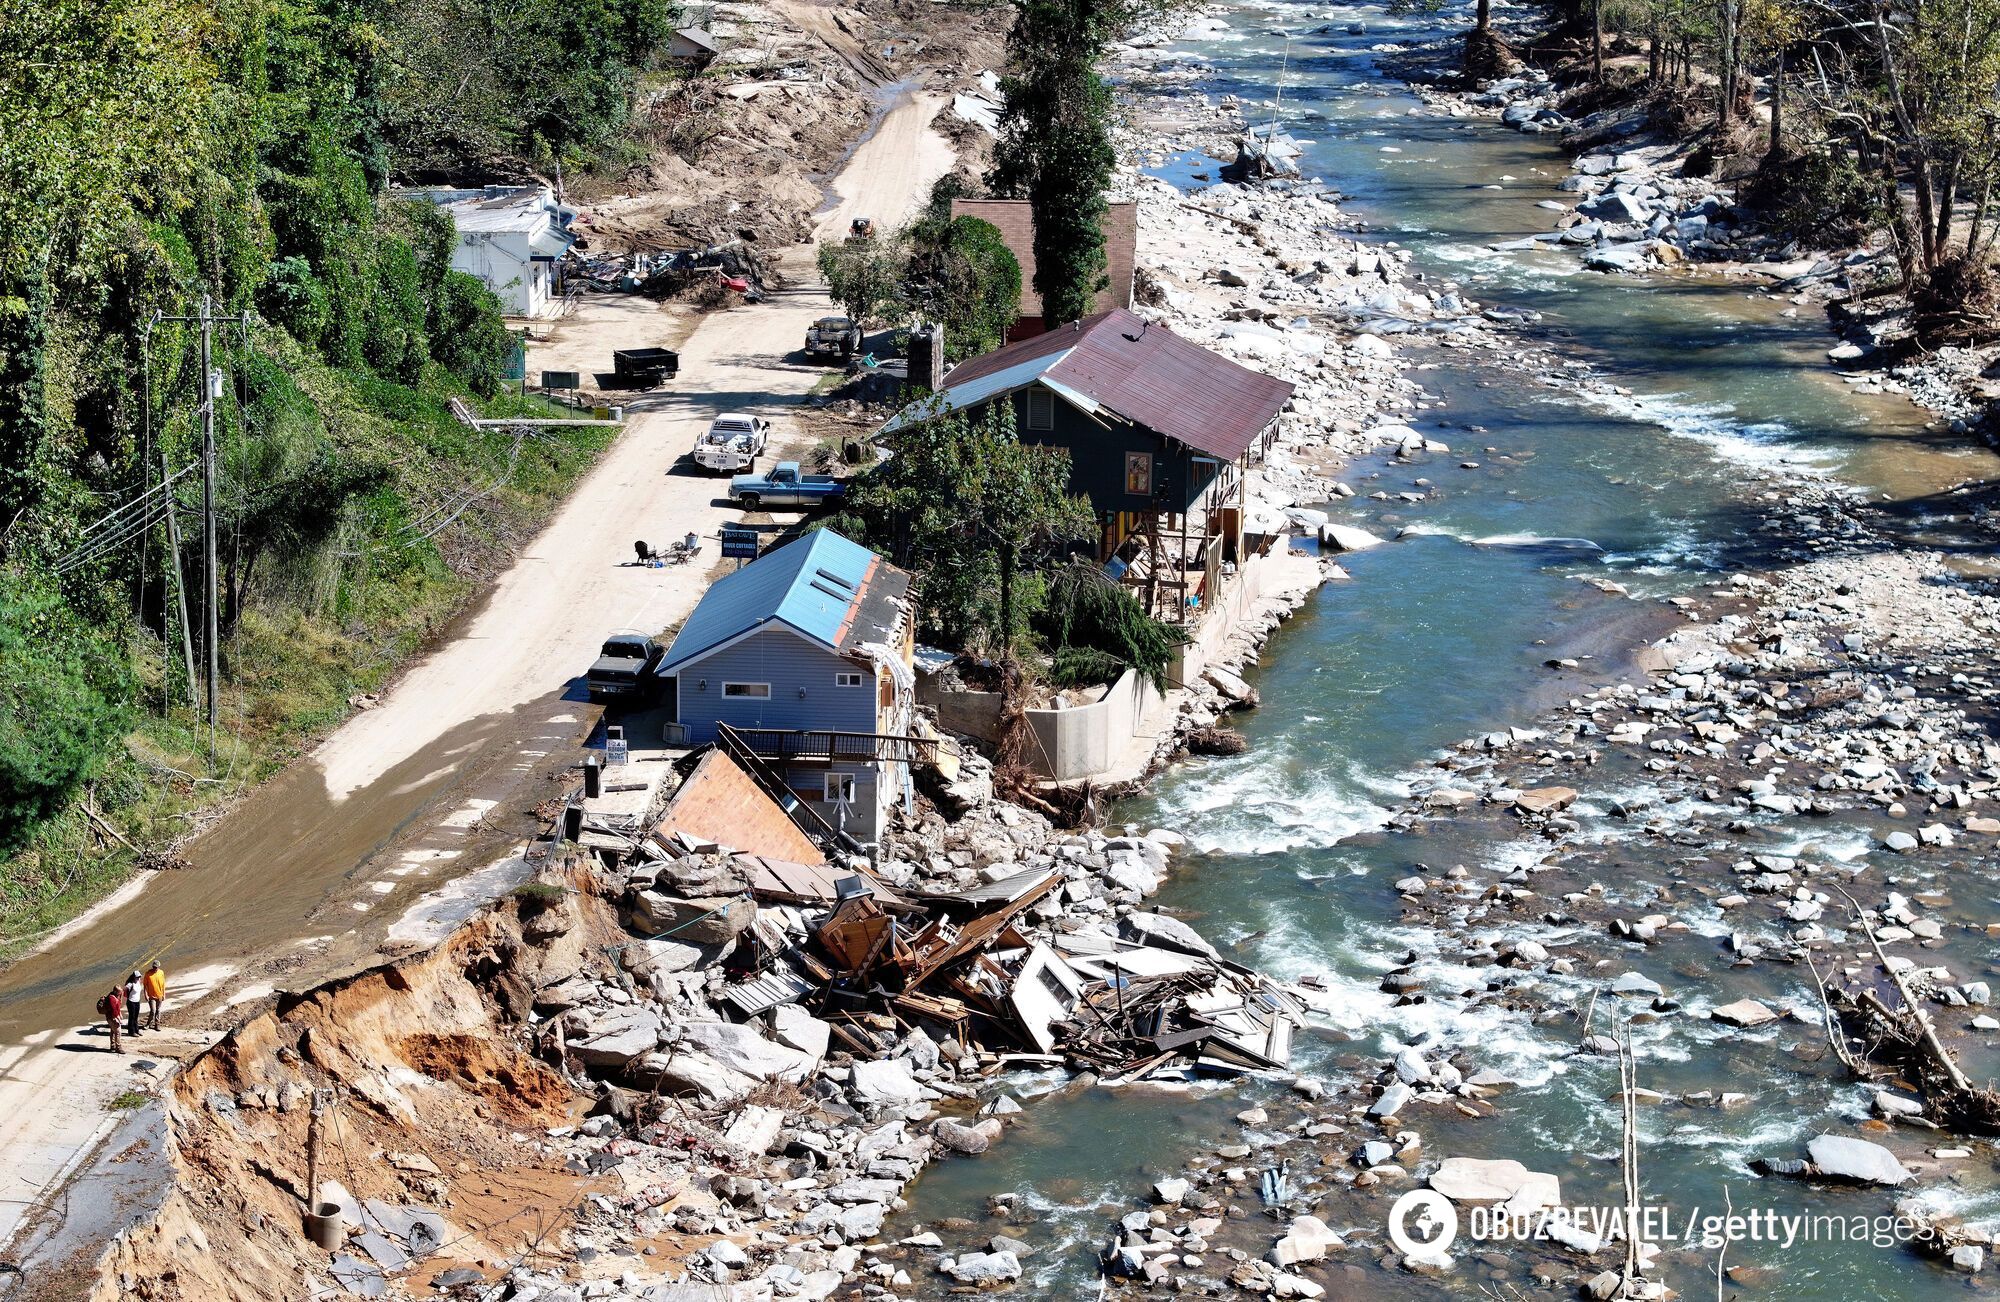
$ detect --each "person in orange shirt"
[142,961,167,1030]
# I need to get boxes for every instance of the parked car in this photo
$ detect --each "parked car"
[587,631,664,702]
[804,315,863,361]
[695,412,769,473]
[613,347,680,388]
[729,461,846,511]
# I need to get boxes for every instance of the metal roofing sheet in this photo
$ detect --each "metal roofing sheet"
[876,350,1071,436]
[930,310,1294,462]
[659,530,905,673]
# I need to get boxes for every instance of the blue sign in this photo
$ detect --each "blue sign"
[720,525,760,560]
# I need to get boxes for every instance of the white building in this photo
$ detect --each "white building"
[404,184,576,318]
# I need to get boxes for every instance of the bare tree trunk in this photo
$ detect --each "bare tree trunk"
[1965,174,1995,262]
[1765,47,1786,161]
[1592,0,1605,82]
[1934,156,1963,264]
[1476,0,1490,33]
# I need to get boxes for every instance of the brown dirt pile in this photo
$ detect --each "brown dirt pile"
[84,883,600,1301]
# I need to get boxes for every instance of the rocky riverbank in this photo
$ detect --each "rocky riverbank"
[1392,38,2000,436]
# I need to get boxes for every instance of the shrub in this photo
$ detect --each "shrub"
[430,272,516,397]
[257,256,332,347]
[0,577,134,853]
[1744,145,1883,247]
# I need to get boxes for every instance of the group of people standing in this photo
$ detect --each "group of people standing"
[100,961,166,1054]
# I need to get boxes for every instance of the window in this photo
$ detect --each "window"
[824,773,857,803]
[1125,451,1154,497]
[722,682,770,699]
[1026,388,1055,431]
[834,671,865,687]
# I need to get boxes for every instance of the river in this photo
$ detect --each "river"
[897,2,2000,1296]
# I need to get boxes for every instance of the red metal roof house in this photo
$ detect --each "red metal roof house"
[877,309,1294,621]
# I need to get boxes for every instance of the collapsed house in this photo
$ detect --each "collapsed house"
[556,737,1301,1094]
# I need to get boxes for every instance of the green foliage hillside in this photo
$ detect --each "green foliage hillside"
[0,0,669,941]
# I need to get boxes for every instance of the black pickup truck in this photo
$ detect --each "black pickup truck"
[586,632,665,702]
[612,347,680,388]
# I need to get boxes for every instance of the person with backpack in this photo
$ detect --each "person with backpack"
[143,961,167,1030]
[100,986,124,1053]
[124,971,143,1039]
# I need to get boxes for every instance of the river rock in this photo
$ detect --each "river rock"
[1370,1083,1413,1118]
[1579,190,1653,224]
[1513,787,1578,815]
[1711,999,1778,1028]
[944,1251,1021,1283]
[1429,1157,1560,1212]
[1611,972,1663,998]
[931,1119,990,1155]
[1807,1135,1912,1186]
[1269,1215,1343,1266]
[1319,522,1383,552]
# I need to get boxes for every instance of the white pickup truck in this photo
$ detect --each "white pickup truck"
[694,412,770,474]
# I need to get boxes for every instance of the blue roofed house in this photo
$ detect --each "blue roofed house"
[657,530,920,845]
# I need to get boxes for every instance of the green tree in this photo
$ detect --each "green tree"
[900,214,1022,361]
[817,234,904,327]
[0,577,134,852]
[989,0,1119,325]
[828,402,1091,656]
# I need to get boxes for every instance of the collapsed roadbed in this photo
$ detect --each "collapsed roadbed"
[54,721,1319,1300]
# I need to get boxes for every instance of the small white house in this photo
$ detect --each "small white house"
[403,184,576,318]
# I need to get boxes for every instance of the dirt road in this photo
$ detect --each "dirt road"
[0,91,953,1257]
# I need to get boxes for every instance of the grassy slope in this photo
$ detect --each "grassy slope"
[0,356,616,955]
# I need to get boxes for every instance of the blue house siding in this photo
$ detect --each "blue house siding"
[670,629,877,744]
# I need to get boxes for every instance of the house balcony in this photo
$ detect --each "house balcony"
[717,724,940,767]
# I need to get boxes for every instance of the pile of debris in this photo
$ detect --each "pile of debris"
[566,242,771,300]
[554,744,1304,1087]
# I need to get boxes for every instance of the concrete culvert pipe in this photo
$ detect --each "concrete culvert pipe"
[304,1203,344,1250]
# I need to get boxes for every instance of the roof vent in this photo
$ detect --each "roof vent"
[814,567,856,592]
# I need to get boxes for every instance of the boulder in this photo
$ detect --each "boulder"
[931,1119,991,1155]
[944,1251,1022,1284]
[1711,999,1778,1028]
[1429,1157,1547,1206]
[569,1007,664,1069]
[1579,190,1654,224]
[1513,787,1578,815]
[1121,912,1221,959]
[630,891,753,944]
[1807,1135,1912,1186]
[1319,523,1383,552]
[638,1049,757,1107]
[851,1058,925,1107]
[1269,1215,1343,1266]
[1370,1083,1413,1119]
[675,1021,818,1082]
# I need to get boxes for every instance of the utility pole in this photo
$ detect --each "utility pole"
[161,449,197,709]
[154,296,248,756]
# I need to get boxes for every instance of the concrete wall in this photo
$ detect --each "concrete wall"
[916,544,1307,781]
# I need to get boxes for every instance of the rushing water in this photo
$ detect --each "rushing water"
[899,3,2000,1296]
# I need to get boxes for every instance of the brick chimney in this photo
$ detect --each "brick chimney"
[907,322,945,393]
